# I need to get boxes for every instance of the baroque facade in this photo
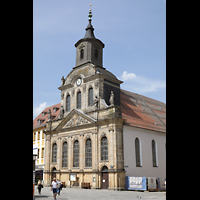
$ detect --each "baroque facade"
[35,8,166,190]
[43,9,125,190]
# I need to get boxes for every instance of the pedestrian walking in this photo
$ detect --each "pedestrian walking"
[37,180,43,195]
[51,178,58,200]
[57,179,63,195]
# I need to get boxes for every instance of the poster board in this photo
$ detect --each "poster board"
[148,177,157,190]
[125,176,146,190]
[70,174,76,181]
[157,178,166,190]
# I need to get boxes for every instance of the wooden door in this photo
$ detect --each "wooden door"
[101,172,109,189]
[51,167,56,182]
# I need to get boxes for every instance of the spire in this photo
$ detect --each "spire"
[84,4,95,39]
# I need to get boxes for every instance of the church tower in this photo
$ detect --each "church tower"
[74,8,104,68]
[44,7,125,190]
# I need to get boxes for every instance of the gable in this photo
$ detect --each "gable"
[63,113,90,128]
[55,109,96,130]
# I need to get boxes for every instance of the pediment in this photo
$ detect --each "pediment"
[55,109,96,130]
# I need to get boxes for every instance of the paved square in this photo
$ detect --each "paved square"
[34,187,166,200]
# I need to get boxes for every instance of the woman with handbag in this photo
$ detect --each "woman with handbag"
[37,180,43,195]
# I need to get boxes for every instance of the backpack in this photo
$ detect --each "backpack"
[57,182,61,188]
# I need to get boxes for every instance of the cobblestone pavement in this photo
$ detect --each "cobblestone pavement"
[34,187,166,200]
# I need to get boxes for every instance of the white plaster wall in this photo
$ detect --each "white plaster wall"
[123,125,166,178]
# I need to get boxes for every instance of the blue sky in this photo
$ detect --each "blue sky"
[33,0,166,118]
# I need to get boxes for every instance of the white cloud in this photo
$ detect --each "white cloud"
[33,102,47,118]
[121,71,137,80]
[120,71,166,93]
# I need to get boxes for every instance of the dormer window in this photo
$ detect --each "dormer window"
[42,112,47,117]
[80,49,84,59]
[51,116,56,120]
[37,119,44,126]
[53,107,59,113]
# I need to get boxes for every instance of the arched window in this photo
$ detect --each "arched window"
[66,95,70,112]
[135,138,141,167]
[77,91,81,108]
[73,140,79,167]
[52,143,57,163]
[85,139,92,167]
[152,140,158,167]
[80,49,84,59]
[95,49,98,59]
[101,137,108,161]
[62,142,68,167]
[88,87,93,106]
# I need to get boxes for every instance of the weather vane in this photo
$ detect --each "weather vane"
[88,3,93,20]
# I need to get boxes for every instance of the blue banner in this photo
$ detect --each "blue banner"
[125,176,146,190]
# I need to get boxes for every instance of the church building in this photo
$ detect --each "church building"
[40,8,166,190]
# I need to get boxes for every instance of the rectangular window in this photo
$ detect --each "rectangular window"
[37,148,40,159]
[42,131,44,139]
[38,132,40,141]
[33,132,36,141]
[41,148,44,158]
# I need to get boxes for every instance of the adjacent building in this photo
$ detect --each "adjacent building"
[33,103,60,182]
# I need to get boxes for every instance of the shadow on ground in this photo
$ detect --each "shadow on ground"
[34,195,48,198]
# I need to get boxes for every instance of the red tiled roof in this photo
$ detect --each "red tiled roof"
[33,90,166,133]
[33,103,61,129]
[120,89,166,133]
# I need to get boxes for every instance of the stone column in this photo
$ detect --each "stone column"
[57,137,62,170]
[57,137,62,179]
[92,131,98,170]
[44,135,51,186]
[68,136,72,170]
[79,134,84,170]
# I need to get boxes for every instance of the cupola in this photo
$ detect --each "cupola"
[74,6,105,68]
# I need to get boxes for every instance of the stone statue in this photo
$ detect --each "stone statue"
[61,76,65,86]
[109,91,114,106]
[93,95,99,109]
[59,105,64,118]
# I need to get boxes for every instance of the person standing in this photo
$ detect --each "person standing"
[57,179,63,195]
[37,180,43,195]
[51,178,58,200]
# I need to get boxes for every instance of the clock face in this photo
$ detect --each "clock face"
[76,78,82,86]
